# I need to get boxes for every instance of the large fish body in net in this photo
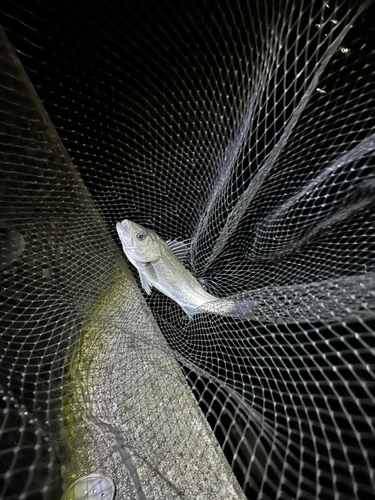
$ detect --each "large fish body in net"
[0,0,375,499]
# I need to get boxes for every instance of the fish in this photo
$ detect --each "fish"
[116,219,256,319]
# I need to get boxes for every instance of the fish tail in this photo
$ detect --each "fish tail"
[198,297,257,319]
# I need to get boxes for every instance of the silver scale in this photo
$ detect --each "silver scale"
[61,473,115,500]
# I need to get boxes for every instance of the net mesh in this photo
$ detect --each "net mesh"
[1,0,375,498]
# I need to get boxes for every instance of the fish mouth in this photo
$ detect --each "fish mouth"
[119,219,130,231]
[116,220,132,245]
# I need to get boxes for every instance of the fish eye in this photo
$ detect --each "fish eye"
[137,233,146,240]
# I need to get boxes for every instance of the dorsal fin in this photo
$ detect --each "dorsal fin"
[166,239,190,263]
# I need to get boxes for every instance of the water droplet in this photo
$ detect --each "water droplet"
[340,47,349,53]
[331,19,338,24]
[316,88,326,94]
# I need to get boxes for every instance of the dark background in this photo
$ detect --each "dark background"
[1,1,375,499]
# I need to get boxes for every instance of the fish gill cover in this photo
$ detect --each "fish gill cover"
[0,0,375,499]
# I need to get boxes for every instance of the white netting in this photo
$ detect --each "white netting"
[1,0,375,498]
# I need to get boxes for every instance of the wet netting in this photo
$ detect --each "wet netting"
[1,0,375,499]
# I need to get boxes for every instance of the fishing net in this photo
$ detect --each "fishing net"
[1,0,375,498]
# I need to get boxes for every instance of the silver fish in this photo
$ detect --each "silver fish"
[116,219,256,318]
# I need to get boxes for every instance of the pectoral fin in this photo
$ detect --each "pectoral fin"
[139,271,152,295]
[138,263,158,295]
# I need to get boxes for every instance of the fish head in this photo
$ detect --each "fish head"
[116,219,161,263]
